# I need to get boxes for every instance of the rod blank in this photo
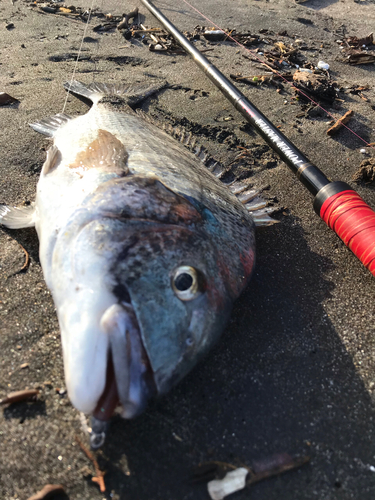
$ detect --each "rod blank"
[141,0,375,276]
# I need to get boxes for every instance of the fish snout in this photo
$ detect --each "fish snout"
[93,303,156,423]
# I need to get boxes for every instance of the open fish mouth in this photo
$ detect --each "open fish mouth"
[90,302,156,446]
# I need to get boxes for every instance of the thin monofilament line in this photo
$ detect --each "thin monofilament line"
[179,0,374,151]
[62,0,95,113]
[92,0,104,81]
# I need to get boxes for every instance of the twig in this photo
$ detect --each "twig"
[140,22,161,45]
[326,110,354,136]
[18,242,29,272]
[34,9,84,25]
[0,389,39,405]
[246,454,310,485]
[75,435,106,492]
[131,28,164,33]
[6,240,30,278]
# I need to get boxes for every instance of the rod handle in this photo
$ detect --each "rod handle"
[314,182,375,276]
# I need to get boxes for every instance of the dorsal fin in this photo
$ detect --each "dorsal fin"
[136,108,280,227]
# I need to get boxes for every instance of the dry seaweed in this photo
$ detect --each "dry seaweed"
[353,158,375,184]
[293,70,337,103]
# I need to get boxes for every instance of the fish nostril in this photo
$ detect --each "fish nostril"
[186,335,194,346]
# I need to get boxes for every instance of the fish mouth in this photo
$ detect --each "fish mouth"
[92,302,156,424]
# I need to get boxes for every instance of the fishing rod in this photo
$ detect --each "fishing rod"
[141,0,375,277]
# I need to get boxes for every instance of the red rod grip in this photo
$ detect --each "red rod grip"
[320,190,375,276]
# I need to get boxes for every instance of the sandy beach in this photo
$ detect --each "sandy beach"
[1,0,375,498]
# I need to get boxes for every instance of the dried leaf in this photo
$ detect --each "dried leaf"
[345,33,373,47]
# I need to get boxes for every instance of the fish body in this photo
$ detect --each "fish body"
[0,81,268,440]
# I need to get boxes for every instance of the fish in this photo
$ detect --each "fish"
[0,81,277,447]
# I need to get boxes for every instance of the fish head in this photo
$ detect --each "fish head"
[50,177,255,422]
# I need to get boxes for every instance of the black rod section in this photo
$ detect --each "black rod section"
[141,0,330,196]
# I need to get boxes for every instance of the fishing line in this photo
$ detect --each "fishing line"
[91,0,105,81]
[62,0,96,113]
[177,0,374,151]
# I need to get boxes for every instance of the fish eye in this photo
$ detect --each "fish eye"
[172,266,202,301]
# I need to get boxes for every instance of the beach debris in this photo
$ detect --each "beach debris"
[347,84,370,101]
[117,7,139,30]
[293,70,337,103]
[317,60,330,70]
[208,467,248,500]
[5,22,15,30]
[230,71,292,91]
[344,51,375,65]
[345,32,374,48]
[353,157,375,184]
[0,92,19,106]
[40,5,57,13]
[193,452,310,499]
[27,484,66,500]
[249,452,309,479]
[34,1,105,23]
[75,436,106,492]
[0,389,39,405]
[93,22,116,32]
[139,23,186,53]
[337,32,375,65]
[203,29,227,42]
[193,26,261,46]
[326,110,354,136]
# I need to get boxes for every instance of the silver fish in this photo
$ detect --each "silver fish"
[0,81,275,447]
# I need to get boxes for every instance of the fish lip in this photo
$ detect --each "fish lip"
[93,302,156,422]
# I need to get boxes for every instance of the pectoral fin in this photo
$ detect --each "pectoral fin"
[69,129,128,175]
[0,204,35,229]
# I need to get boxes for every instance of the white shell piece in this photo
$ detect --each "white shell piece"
[204,30,225,35]
[207,468,249,500]
[317,60,330,70]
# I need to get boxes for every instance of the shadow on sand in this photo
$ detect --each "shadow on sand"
[88,215,375,500]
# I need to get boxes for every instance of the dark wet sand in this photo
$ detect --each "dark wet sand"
[1,0,375,498]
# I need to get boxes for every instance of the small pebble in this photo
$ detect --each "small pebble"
[360,149,366,154]
[317,60,330,70]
